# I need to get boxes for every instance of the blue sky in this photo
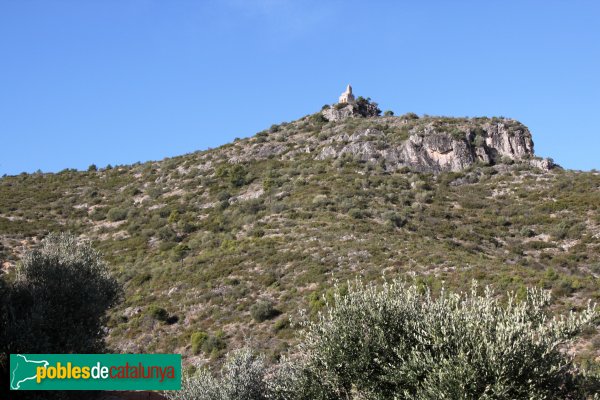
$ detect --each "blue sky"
[1,0,599,175]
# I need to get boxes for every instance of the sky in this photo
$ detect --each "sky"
[1,0,599,175]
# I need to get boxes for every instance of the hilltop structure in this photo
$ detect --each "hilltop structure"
[338,84,355,104]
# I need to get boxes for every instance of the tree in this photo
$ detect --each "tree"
[4,233,121,355]
[1,233,121,399]
[165,279,599,399]
[384,110,394,116]
[295,279,599,399]
[353,96,381,118]
[166,348,268,400]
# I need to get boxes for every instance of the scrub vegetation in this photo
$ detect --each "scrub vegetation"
[0,110,599,397]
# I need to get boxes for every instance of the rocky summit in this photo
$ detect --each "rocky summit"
[230,103,553,173]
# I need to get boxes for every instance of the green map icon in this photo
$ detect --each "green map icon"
[10,354,49,390]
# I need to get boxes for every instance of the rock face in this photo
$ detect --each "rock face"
[315,120,550,173]
[322,104,357,122]
[222,112,554,174]
[322,99,381,122]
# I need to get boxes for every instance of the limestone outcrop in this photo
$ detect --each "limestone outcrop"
[224,107,553,173]
[322,104,356,122]
[314,119,552,173]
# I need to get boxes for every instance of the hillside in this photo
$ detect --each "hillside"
[1,105,599,368]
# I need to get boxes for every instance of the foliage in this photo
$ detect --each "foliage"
[250,301,280,322]
[0,112,599,367]
[353,96,381,118]
[202,331,227,355]
[217,164,248,187]
[148,305,169,322]
[400,112,419,120]
[165,348,268,400]
[168,280,599,399]
[5,233,121,354]
[107,207,128,221]
[0,233,121,399]
[192,331,209,355]
[294,279,599,399]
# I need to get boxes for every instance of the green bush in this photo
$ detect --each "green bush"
[382,211,406,228]
[166,348,268,400]
[294,279,599,399]
[147,305,169,322]
[191,331,208,355]
[176,280,599,399]
[400,112,419,120]
[353,96,381,117]
[202,331,227,354]
[348,208,366,219]
[90,207,107,221]
[229,165,248,187]
[158,226,177,241]
[250,301,279,322]
[107,207,128,221]
[1,233,121,396]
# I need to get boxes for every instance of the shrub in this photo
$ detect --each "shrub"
[229,165,247,187]
[473,134,486,147]
[240,198,265,215]
[90,207,107,221]
[295,279,599,399]
[215,164,248,187]
[250,301,279,322]
[158,226,177,242]
[171,244,190,262]
[166,348,268,400]
[384,110,394,116]
[167,210,180,224]
[269,124,281,133]
[191,331,208,355]
[400,112,419,120]
[353,96,381,117]
[520,227,535,237]
[162,280,599,399]
[107,207,128,221]
[130,272,152,286]
[1,233,121,396]
[272,318,289,332]
[382,211,406,228]
[310,113,328,124]
[217,191,231,202]
[348,208,365,219]
[202,331,227,354]
[148,305,169,322]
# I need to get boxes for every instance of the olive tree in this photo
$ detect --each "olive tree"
[170,279,598,399]
[295,279,599,399]
[5,232,121,355]
[167,348,269,400]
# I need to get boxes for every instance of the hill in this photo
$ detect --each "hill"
[0,103,598,368]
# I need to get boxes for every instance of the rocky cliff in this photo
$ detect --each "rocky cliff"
[315,119,548,172]
[225,111,553,173]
